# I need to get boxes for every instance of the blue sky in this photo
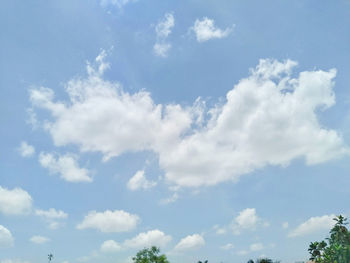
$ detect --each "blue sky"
[1,1,350,263]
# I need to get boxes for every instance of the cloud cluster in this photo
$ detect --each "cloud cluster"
[153,13,174,57]
[30,53,348,188]
[0,186,33,215]
[191,17,233,42]
[77,210,140,232]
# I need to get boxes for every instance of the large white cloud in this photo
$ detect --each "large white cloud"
[0,225,14,248]
[190,17,233,42]
[0,186,33,215]
[127,170,157,191]
[30,53,349,188]
[76,210,140,233]
[173,234,205,252]
[288,214,336,237]
[123,229,172,249]
[39,152,92,183]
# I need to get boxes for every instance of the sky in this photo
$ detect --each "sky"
[1,1,350,263]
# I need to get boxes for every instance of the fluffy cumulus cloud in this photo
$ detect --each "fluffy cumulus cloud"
[0,186,33,215]
[30,53,348,188]
[174,234,205,252]
[18,141,35,157]
[127,170,157,191]
[29,235,50,244]
[0,225,14,248]
[153,13,174,57]
[77,210,140,233]
[124,229,172,249]
[100,240,122,253]
[231,208,267,234]
[191,17,233,42]
[288,214,336,237]
[39,152,92,183]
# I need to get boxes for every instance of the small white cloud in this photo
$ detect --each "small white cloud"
[191,17,233,42]
[220,243,234,250]
[77,210,140,233]
[236,250,248,256]
[101,240,122,253]
[288,214,336,237]
[231,208,265,235]
[250,243,264,251]
[174,234,205,252]
[39,152,92,183]
[35,208,68,219]
[159,192,179,205]
[153,13,174,57]
[282,222,289,229]
[0,225,14,248]
[35,208,68,229]
[0,186,32,215]
[127,170,157,191]
[124,229,172,249]
[18,142,35,157]
[100,0,135,9]
[30,235,50,244]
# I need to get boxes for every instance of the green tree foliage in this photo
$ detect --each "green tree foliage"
[308,215,350,263]
[132,246,170,263]
[48,254,53,263]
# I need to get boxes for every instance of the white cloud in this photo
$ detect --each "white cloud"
[30,53,349,189]
[231,208,266,235]
[35,208,68,219]
[0,186,33,215]
[250,243,264,251]
[220,243,234,250]
[100,0,135,9]
[174,234,205,252]
[35,208,68,229]
[77,210,140,233]
[0,225,14,248]
[30,235,50,244]
[288,214,336,237]
[127,170,157,191]
[18,142,35,157]
[153,13,174,57]
[100,240,122,253]
[282,222,289,229]
[39,152,92,183]
[124,229,172,249]
[191,17,233,42]
[159,192,179,205]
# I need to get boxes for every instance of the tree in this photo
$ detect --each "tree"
[48,254,53,263]
[247,258,279,263]
[132,246,170,263]
[308,215,350,263]
[197,261,208,263]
